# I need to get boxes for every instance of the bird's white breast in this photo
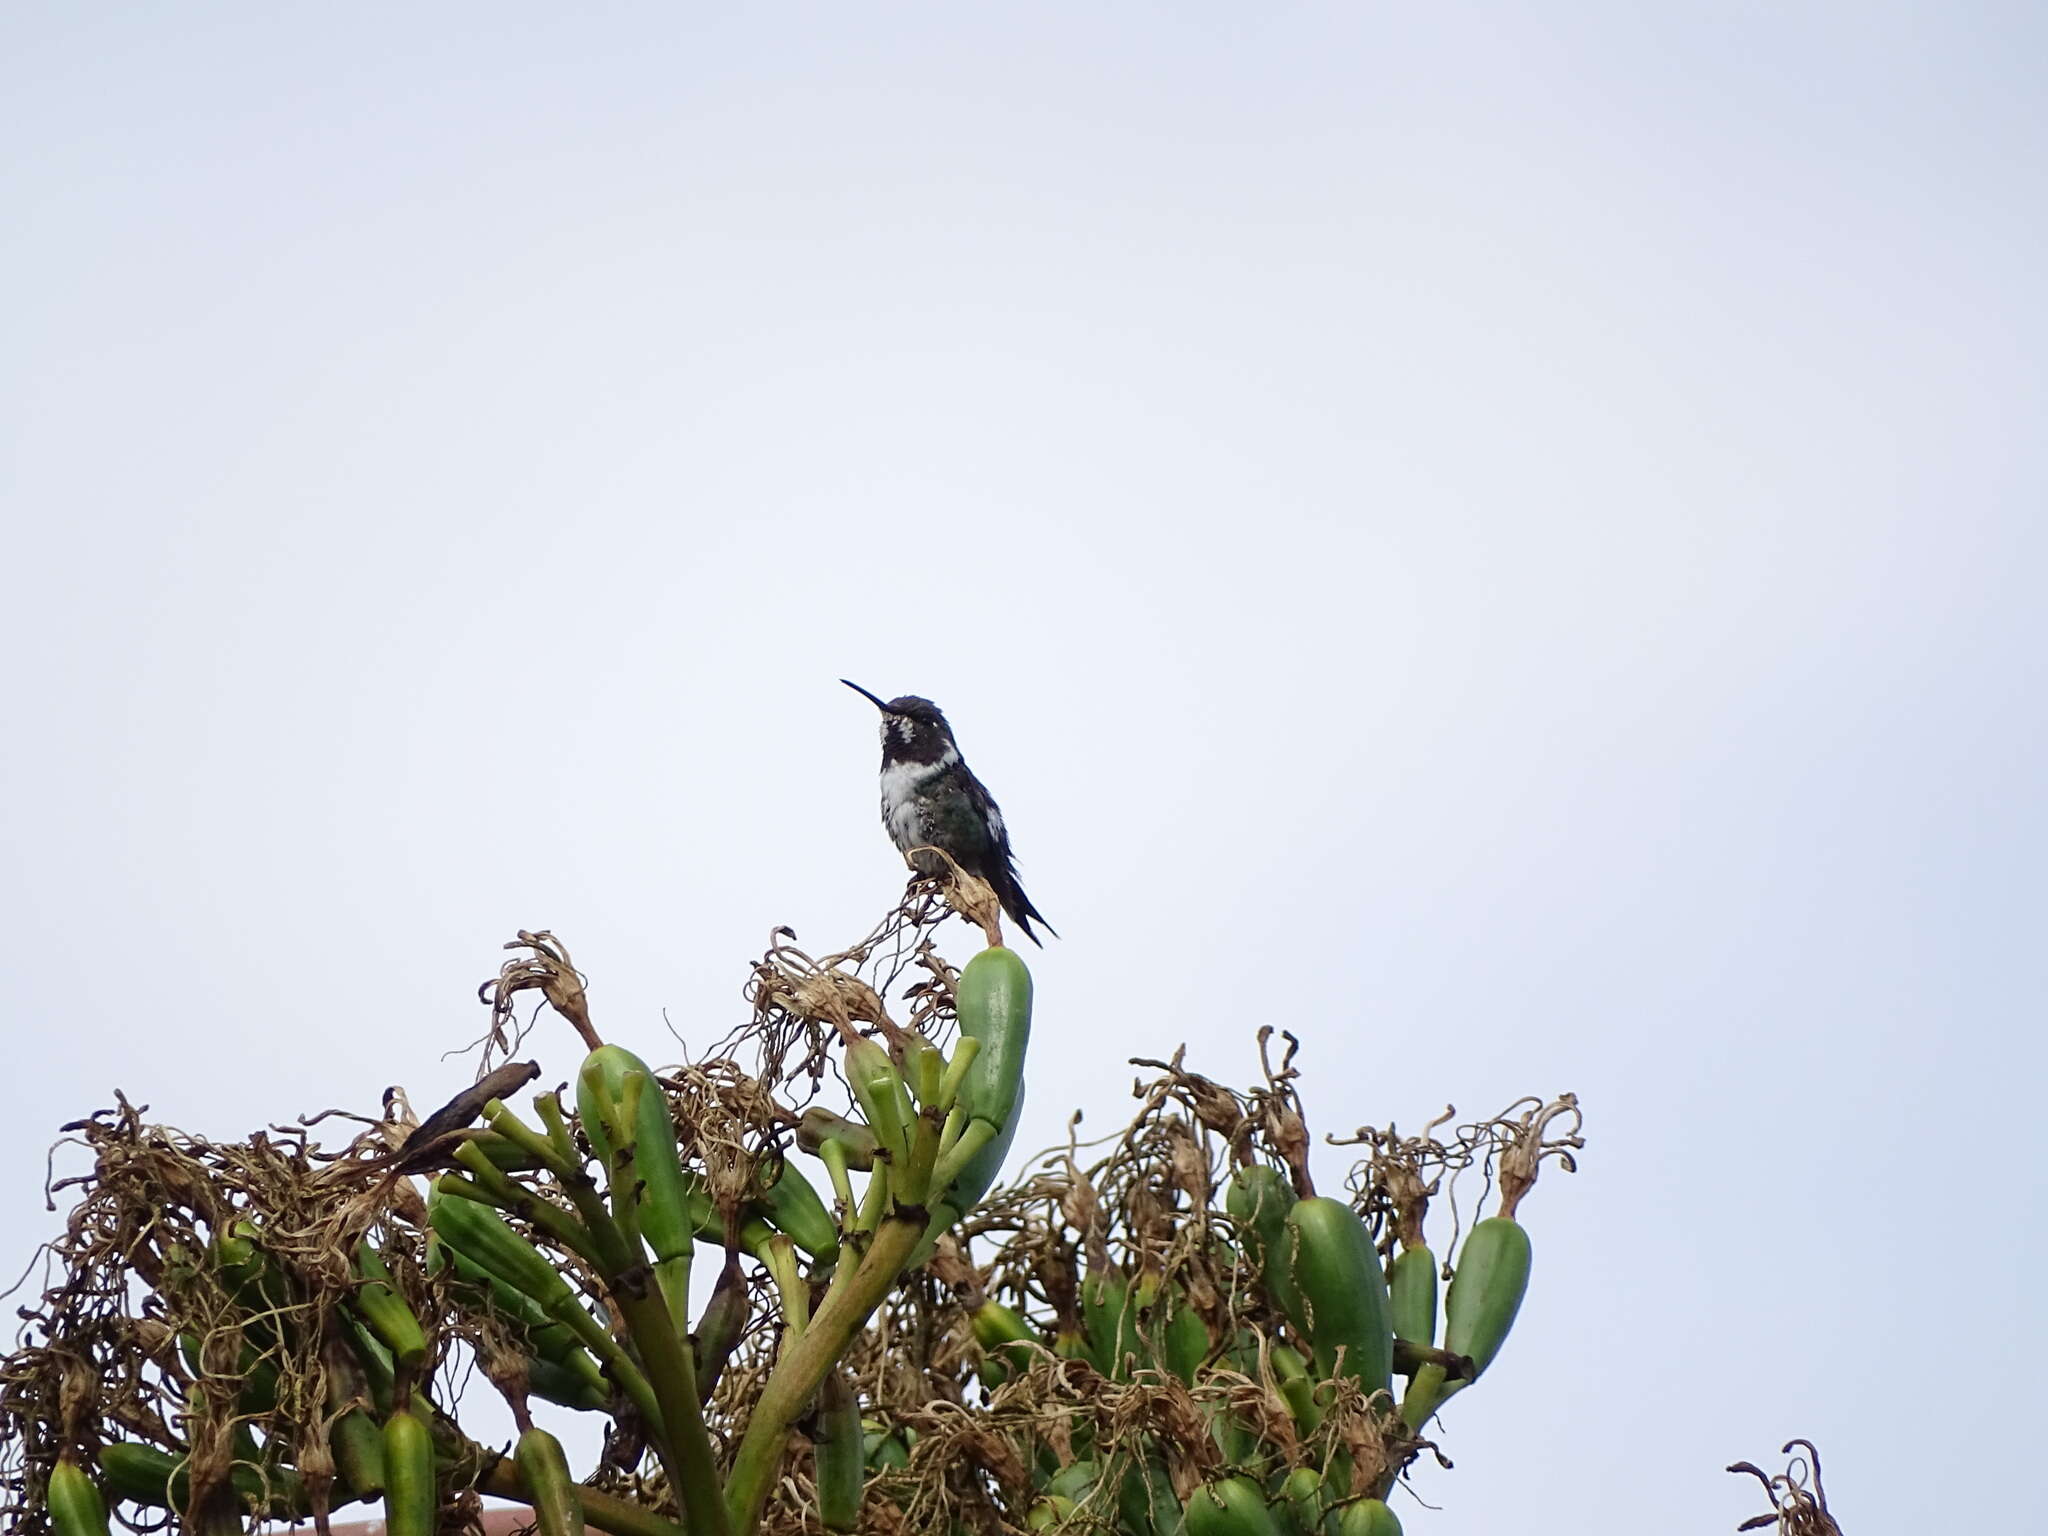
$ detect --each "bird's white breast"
[878,751,954,852]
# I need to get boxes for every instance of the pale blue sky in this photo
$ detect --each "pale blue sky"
[4,6,2043,1531]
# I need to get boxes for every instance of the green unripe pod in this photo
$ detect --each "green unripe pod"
[814,1369,865,1531]
[863,1422,914,1471]
[1080,1270,1142,1380]
[1335,1497,1404,1535]
[380,1407,436,1536]
[428,1179,573,1309]
[905,948,1034,1263]
[1286,1197,1394,1401]
[1387,1244,1438,1350]
[98,1443,184,1506]
[972,1297,1034,1352]
[1227,1165,1305,1333]
[971,1298,1036,1389]
[1160,1283,1211,1383]
[1026,1494,1076,1530]
[844,1039,913,1169]
[796,1108,879,1170]
[47,1458,110,1536]
[514,1426,585,1536]
[760,1157,840,1262]
[954,947,1032,1132]
[527,1355,610,1412]
[1279,1467,1333,1533]
[1045,1459,1100,1501]
[328,1404,387,1499]
[1443,1216,1531,1378]
[1117,1456,1179,1536]
[353,1241,428,1373]
[1271,1342,1324,1432]
[576,1048,702,1267]
[96,1442,307,1515]
[1183,1474,1286,1536]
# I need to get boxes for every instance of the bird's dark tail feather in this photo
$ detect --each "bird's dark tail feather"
[996,872,1056,948]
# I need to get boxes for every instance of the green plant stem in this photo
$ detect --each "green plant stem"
[444,1153,609,1273]
[928,1117,997,1196]
[818,1137,856,1225]
[1399,1361,1447,1434]
[483,1099,579,1180]
[534,1090,582,1167]
[478,1455,687,1536]
[543,1295,662,1429]
[526,1148,719,1536]
[852,1162,890,1235]
[613,1281,730,1536]
[933,1036,982,1113]
[723,1211,925,1534]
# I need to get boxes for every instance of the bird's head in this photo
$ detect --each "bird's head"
[842,680,957,764]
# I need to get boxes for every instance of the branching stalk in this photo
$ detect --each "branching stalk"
[723,1212,925,1533]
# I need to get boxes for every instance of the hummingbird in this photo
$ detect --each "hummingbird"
[842,680,1055,946]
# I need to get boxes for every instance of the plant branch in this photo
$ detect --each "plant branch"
[723,1210,926,1533]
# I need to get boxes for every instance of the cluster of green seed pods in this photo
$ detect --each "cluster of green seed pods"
[24,917,1573,1536]
[51,1216,446,1536]
[42,942,1036,1536]
[414,943,1036,1535]
[940,1144,1543,1536]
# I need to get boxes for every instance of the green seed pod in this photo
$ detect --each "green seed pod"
[970,1298,1036,1389]
[760,1157,840,1262]
[514,1426,585,1536]
[1159,1283,1212,1384]
[1045,1459,1100,1501]
[1335,1497,1404,1535]
[97,1443,183,1507]
[911,1093,1024,1266]
[428,1179,574,1309]
[1387,1245,1438,1350]
[1442,1217,1531,1379]
[1183,1474,1286,1536]
[863,1422,913,1471]
[1227,1165,1306,1333]
[814,1368,865,1531]
[797,1107,879,1170]
[48,1458,111,1536]
[691,1252,749,1403]
[435,1240,588,1368]
[1286,1197,1394,1401]
[326,1365,387,1500]
[96,1442,307,1516]
[1026,1494,1076,1530]
[576,1050,703,1271]
[352,1241,428,1373]
[1080,1270,1142,1380]
[954,947,1031,1131]
[844,1039,913,1169]
[380,1408,436,1536]
[1279,1467,1334,1533]
[526,1355,611,1412]
[1271,1342,1324,1433]
[1117,1455,1179,1536]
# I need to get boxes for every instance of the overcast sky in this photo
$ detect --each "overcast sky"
[4,5,2043,1532]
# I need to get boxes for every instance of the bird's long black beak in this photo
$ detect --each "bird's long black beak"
[841,679,890,711]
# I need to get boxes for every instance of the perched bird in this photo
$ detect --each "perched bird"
[843,680,1055,946]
